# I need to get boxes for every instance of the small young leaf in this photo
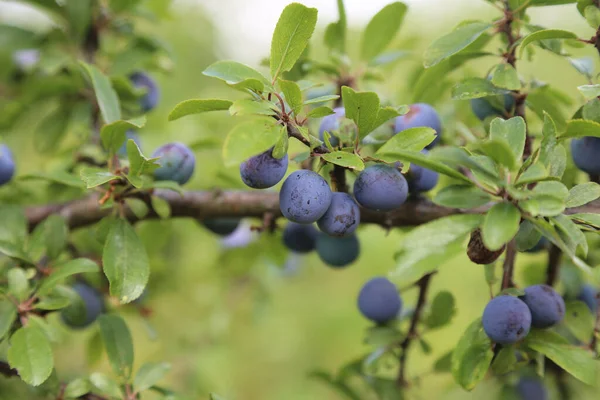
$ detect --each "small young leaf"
[518,29,578,58]
[100,116,146,153]
[133,362,171,392]
[270,3,318,80]
[89,373,123,398]
[578,84,600,100]
[98,314,134,380]
[490,117,526,162]
[168,99,232,121]
[424,22,492,68]
[491,64,520,90]
[524,329,598,385]
[451,78,506,100]
[341,87,400,137]
[279,79,303,115]
[451,318,494,391]
[203,61,271,92]
[360,2,407,61]
[433,185,492,209]
[38,259,98,296]
[223,118,285,167]
[272,128,289,159]
[321,151,364,171]
[102,218,149,304]
[126,140,160,188]
[80,168,121,189]
[79,62,120,123]
[566,182,600,208]
[376,127,436,155]
[8,325,54,386]
[482,203,520,251]
[307,106,335,118]
[425,291,456,329]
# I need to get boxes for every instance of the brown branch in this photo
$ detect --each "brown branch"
[330,165,348,192]
[501,239,517,289]
[545,244,562,286]
[397,273,433,387]
[0,361,19,378]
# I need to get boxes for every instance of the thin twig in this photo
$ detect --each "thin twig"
[501,239,517,289]
[545,244,562,286]
[397,273,434,387]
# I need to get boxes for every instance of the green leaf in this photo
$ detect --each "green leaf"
[377,148,472,184]
[515,163,548,185]
[585,5,600,29]
[490,117,526,162]
[553,214,588,256]
[100,116,146,153]
[0,205,27,247]
[270,3,318,81]
[0,300,17,340]
[433,185,492,209]
[525,329,598,385]
[491,64,520,90]
[223,118,285,167]
[38,259,99,296]
[229,99,276,117]
[89,372,123,398]
[29,214,68,261]
[8,268,29,301]
[126,140,160,188]
[203,61,271,92]
[341,87,400,137]
[451,318,494,391]
[478,139,517,170]
[304,94,340,105]
[451,78,506,100]
[98,314,134,380]
[324,0,347,53]
[561,119,600,139]
[566,182,600,208]
[321,151,364,171]
[360,2,407,61]
[376,127,436,155]
[491,346,518,375]
[134,362,171,392]
[391,215,483,284]
[8,326,54,386]
[80,168,121,188]
[102,219,149,304]
[279,79,303,115]
[426,291,455,329]
[63,378,91,398]
[79,62,120,123]
[578,84,600,100]
[20,171,86,189]
[307,106,335,118]
[168,99,233,121]
[0,241,34,264]
[151,196,171,219]
[515,220,543,251]
[272,128,289,159]
[65,0,93,41]
[482,203,520,251]
[563,301,594,343]
[518,29,578,58]
[424,22,492,68]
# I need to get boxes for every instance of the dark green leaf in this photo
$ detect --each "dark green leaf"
[491,346,517,375]
[490,117,526,162]
[38,259,99,296]
[8,326,54,386]
[478,139,517,170]
[29,215,68,261]
[79,62,120,123]
[168,99,233,121]
[360,2,407,61]
[482,202,521,251]
[424,22,492,68]
[426,291,455,329]
[102,219,149,304]
[98,314,134,380]
[515,220,543,251]
[80,168,121,188]
[203,61,271,92]
[518,29,578,58]
[451,318,494,391]
[451,78,506,100]
[126,140,160,188]
[270,3,318,80]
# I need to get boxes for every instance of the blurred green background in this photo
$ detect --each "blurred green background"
[0,0,598,399]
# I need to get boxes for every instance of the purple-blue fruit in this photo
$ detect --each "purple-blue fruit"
[279,170,333,224]
[577,284,598,313]
[117,130,141,157]
[520,284,565,328]
[318,107,345,147]
[406,150,439,193]
[203,218,240,236]
[152,142,195,185]
[470,94,515,121]
[482,295,532,344]
[394,103,442,149]
[61,283,104,329]
[317,192,360,237]
[283,222,318,253]
[130,72,160,112]
[571,137,600,175]
[354,164,408,211]
[516,377,548,400]
[0,145,15,186]
[315,233,359,268]
[357,277,402,324]
[240,148,288,189]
